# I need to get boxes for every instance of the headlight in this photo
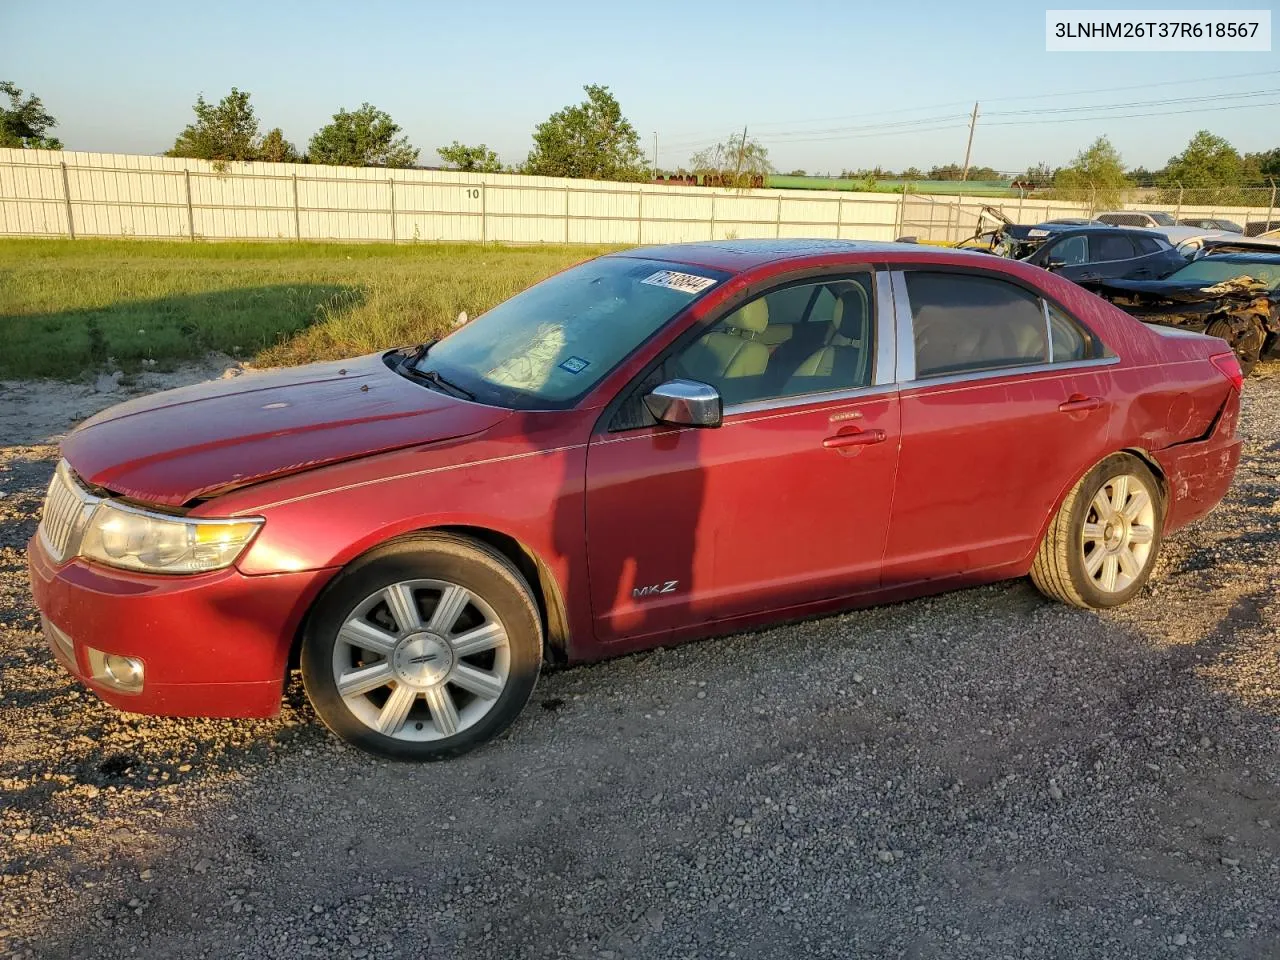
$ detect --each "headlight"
[78,501,263,574]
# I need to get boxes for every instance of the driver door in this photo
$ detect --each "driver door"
[583,270,901,645]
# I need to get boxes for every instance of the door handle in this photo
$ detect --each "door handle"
[1058,395,1103,413]
[823,428,887,449]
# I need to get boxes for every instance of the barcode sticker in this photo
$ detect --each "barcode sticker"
[640,270,718,295]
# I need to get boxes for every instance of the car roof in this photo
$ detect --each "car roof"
[612,238,993,273]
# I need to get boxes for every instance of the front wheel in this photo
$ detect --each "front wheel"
[1031,453,1164,609]
[300,533,543,761]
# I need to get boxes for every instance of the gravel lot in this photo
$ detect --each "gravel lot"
[1,367,1278,960]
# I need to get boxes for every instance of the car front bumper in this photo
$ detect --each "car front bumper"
[26,536,334,718]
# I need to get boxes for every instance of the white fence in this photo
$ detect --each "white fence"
[1,148,1276,246]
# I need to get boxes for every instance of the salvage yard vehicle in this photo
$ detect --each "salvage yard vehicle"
[28,240,1243,761]
[1180,217,1245,234]
[1095,210,1179,228]
[1013,225,1186,282]
[1143,226,1238,259]
[1083,251,1280,373]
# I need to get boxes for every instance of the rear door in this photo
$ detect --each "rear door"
[881,268,1118,586]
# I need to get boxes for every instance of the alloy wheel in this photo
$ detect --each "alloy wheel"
[331,579,511,741]
[1080,473,1156,595]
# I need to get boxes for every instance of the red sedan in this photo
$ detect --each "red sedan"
[28,240,1242,760]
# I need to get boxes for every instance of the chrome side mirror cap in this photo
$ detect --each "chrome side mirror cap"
[644,379,722,428]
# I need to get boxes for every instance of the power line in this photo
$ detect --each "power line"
[711,69,1280,131]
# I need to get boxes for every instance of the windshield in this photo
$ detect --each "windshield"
[415,257,726,409]
[1169,258,1280,291]
[1150,212,1178,226]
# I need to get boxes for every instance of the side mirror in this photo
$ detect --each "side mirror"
[644,379,722,428]
[1045,258,1066,272]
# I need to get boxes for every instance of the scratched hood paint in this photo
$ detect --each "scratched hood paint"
[62,354,510,506]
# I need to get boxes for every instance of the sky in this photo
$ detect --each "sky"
[2,0,1278,175]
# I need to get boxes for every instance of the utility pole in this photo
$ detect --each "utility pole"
[960,102,979,182]
[732,125,749,188]
[652,131,658,179]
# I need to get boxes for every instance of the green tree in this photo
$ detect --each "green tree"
[309,103,419,168]
[523,84,648,181]
[0,80,62,149]
[1052,136,1131,209]
[168,88,262,161]
[690,131,772,189]
[1244,147,1280,179]
[258,127,300,163]
[438,141,502,172]
[1164,130,1245,187]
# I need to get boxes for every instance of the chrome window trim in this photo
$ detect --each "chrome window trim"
[723,381,896,417]
[889,270,916,383]
[1043,298,1055,364]
[899,355,1120,391]
[873,270,897,387]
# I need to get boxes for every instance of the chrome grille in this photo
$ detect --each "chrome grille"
[38,461,99,563]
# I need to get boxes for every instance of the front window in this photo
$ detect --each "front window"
[1149,212,1178,226]
[416,257,726,408]
[1167,258,1280,291]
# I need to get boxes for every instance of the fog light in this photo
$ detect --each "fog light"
[86,647,145,693]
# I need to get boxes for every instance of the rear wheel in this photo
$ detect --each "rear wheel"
[1031,453,1164,609]
[300,533,542,761]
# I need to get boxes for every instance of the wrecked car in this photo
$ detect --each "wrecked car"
[1082,252,1280,373]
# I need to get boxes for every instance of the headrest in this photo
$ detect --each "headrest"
[832,287,867,333]
[724,298,769,334]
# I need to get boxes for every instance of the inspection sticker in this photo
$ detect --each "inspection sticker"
[641,270,718,295]
[558,356,590,374]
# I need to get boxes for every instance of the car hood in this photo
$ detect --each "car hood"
[62,353,511,506]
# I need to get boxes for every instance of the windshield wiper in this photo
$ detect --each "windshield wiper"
[414,368,476,401]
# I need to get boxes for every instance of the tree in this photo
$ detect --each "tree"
[785,169,808,177]
[309,103,419,168]
[1244,147,1280,179]
[1052,136,1130,209]
[1164,130,1245,187]
[438,141,502,172]
[690,131,772,189]
[258,127,299,163]
[168,88,262,162]
[523,84,648,181]
[0,80,62,149]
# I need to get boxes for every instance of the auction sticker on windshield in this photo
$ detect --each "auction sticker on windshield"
[641,270,718,295]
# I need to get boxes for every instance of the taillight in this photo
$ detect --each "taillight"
[1210,352,1244,392]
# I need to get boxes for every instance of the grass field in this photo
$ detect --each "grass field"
[0,239,618,379]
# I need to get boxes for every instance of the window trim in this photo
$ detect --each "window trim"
[890,266,1114,386]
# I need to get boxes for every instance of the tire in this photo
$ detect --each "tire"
[1206,317,1263,376]
[300,533,543,761]
[1031,453,1165,610]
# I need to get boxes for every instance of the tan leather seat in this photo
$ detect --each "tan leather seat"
[678,299,771,383]
[786,289,871,387]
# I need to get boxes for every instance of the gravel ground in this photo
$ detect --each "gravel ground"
[1,368,1278,960]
